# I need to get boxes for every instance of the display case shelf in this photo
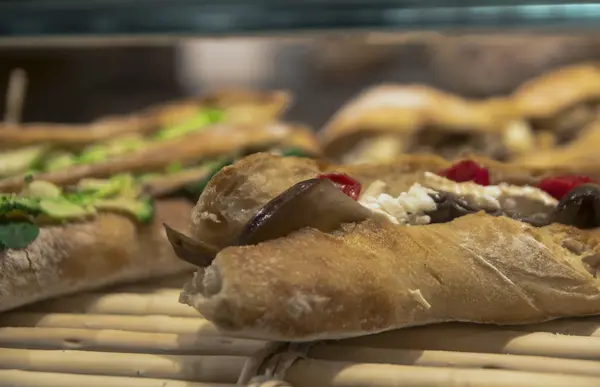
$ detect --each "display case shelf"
[1,1,600,43]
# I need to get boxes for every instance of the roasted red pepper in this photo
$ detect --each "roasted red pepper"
[439,160,490,186]
[318,173,362,200]
[537,175,594,200]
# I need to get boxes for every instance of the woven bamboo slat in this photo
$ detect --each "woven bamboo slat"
[1,283,599,386]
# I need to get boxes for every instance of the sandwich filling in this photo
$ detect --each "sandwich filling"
[337,105,595,164]
[1,147,315,252]
[528,101,600,147]
[230,159,600,254]
[329,160,597,229]
[0,108,225,178]
[340,132,504,165]
[0,176,153,250]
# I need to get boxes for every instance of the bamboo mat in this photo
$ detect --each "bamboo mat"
[1,274,600,387]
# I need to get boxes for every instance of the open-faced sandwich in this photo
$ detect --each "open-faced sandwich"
[319,84,518,164]
[166,153,600,341]
[0,92,320,312]
[511,63,600,155]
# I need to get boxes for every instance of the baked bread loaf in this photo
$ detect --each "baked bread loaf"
[320,64,600,166]
[0,198,192,312]
[0,88,290,149]
[319,84,518,164]
[0,90,318,312]
[175,153,600,341]
[510,63,600,162]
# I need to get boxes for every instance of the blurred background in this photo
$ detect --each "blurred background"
[5,34,600,128]
[3,1,600,128]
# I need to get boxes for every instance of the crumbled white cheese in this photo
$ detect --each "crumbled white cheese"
[357,173,558,226]
[422,172,558,210]
[358,180,437,225]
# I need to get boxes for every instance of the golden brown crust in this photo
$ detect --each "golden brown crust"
[183,153,600,341]
[0,89,290,149]
[319,84,516,160]
[185,215,600,341]
[0,122,318,193]
[512,63,600,119]
[0,198,193,313]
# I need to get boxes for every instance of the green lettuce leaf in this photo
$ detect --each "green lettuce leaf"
[0,221,40,250]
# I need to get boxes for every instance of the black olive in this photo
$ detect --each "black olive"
[237,178,373,246]
[164,223,218,267]
[551,184,600,229]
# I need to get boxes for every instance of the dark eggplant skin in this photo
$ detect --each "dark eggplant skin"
[551,183,600,229]
[426,191,554,227]
[237,178,372,246]
[164,223,218,268]
[426,192,503,224]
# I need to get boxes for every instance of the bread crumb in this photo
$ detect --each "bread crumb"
[409,289,431,309]
[200,211,220,223]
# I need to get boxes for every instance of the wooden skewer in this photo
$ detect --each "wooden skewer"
[336,324,600,360]
[0,313,221,336]
[285,359,600,387]
[310,344,600,377]
[0,327,271,356]
[24,291,197,316]
[0,370,234,387]
[0,348,244,383]
[4,68,27,125]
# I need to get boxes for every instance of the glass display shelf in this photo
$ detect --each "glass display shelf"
[1,1,600,43]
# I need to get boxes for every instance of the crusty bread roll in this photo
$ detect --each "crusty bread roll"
[0,199,193,312]
[192,153,600,250]
[0,122,318,193]
[0,89,290,149]
[512,63,600,119]
[318,84,517,163]
[182,153,600,341]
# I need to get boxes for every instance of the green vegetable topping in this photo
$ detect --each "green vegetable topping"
[0,195,41,219]
[21,181,62,199]
[95,197,154,223]
[44,152,77,172]
[39,198,95,220]
[77,174,140,199]
[0,221,39,250]
[166,161,183,174]
[75,135,149,166]
[154,108,224,140]
[0,145,48,178]
[279,147,314,158]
